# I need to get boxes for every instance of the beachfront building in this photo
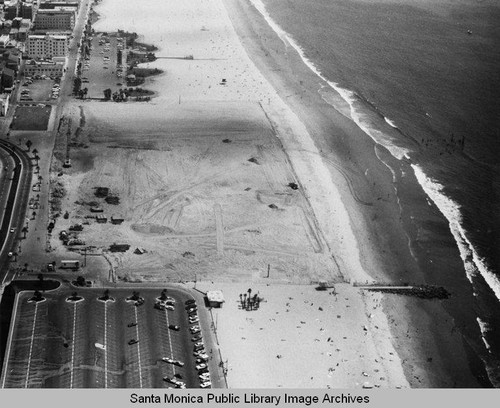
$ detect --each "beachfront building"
[33,8,76,31]
[24,59,64,77]
[206,290,225,308]
[26,34,69,59]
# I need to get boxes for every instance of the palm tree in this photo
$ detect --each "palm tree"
[159,289,168,301]
[33,290,42,301]
[37,273,44,288]
[25,139,32,151]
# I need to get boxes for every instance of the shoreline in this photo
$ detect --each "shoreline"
[222,0,486,387]
[82,0,487,387]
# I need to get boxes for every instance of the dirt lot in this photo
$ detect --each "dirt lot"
[49,101,338,285]
[11,105,52,131]
[2,286,208,388]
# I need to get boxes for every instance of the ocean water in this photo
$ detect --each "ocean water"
[257,0,500,385]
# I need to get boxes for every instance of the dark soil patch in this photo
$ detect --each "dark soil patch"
[11,105,52,130]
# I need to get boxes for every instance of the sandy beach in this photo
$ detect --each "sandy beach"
[43,0,485,388]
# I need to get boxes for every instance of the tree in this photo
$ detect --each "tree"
[103,88,112,100]
[32,211,36,219]
[34,154,40,165]
[26,139,32,151]
[32,148,38,157]
[75,276,85,286]
[73,77,82,95]
[33,290,43,301]
[37,273,44,286]
[159,289,168,301]
[22,226,28,238]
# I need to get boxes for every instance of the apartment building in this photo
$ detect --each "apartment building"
[34,8,75,31]
[26,33,69,58]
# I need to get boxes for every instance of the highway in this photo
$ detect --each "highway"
[0,139,32,286]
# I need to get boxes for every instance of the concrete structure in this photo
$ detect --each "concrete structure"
[34,8,76,31]
[26,34,69,58]
[4,0,20,20]
[20,2,34,20]
[24,60,64,77]
[0,93,10,115]
[206,290,224,308]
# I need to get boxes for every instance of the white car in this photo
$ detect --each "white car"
[162,357,175,364]
[196,363,207,370]
[200,381,211,388]
[194,341,204,348]
[166,305,175,311]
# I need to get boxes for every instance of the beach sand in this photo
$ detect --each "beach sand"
[47,0,483,387]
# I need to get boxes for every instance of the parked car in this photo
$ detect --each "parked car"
[168,324,180,331]
[128,339,138,345]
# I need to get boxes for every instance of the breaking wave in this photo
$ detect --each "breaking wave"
[250,0,414,160]
[412,164,500,302]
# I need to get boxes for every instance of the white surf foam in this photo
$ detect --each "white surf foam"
[476,317,492,352]
[384,117,398,128]
[250,0,412,160]
[412,165,500,301]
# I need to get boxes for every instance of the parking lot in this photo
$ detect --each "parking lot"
[19,77,60,102]
[82,32,126,99]
[2,287,214,388]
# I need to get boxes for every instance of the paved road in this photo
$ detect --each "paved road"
[0,140,32,285]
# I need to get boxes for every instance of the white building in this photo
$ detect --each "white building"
[0,93,10,116]
[34,8,76,31]
[26,34,69,59]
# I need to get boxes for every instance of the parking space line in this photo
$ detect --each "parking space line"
[70,301,77,388]
[134,307,143,388]
[164,309,175,375]
[104,301,108,388]
[25,303,38,388]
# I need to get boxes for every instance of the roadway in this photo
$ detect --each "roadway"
[0,140,32,286]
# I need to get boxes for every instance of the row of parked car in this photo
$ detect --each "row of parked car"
[186,300,212,388]
[161,298,212,388]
